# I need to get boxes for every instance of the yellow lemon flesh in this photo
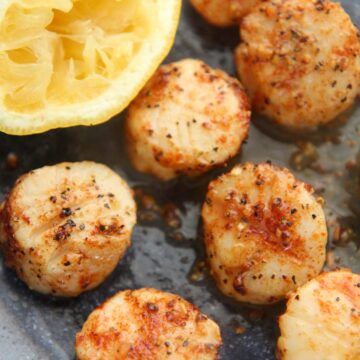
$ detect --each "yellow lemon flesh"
[0,0,181,135]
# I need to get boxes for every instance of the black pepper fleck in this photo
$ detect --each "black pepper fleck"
[61,208,73,217]
[49,196,57,204]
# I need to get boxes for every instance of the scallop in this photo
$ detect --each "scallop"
[76,288,222,360]
[235,0,360,129]
[189,0,261,27]
[201,162,327,304]
[0,162,136,297]
[126,59,250,180]
[278,270,360,360]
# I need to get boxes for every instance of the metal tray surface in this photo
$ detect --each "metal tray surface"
[0,1,360,359]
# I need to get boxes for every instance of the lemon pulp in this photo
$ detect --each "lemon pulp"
[0,0,162,114]
[0,0,157,113]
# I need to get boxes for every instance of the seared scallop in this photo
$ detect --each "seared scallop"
[126,59,250,180]
[190,0,261,27]
[202,162,327,304]
[235,0,360,129]
[0,162,136,297]
[76,288,222,360]
[278,270,360,360]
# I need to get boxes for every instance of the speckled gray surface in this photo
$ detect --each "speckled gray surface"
[0,1,360,359]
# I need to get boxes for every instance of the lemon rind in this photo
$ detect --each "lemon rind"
[0,0,182,136]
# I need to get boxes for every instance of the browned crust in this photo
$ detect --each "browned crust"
[125,60,251,179]
[76,289,222,359]
[202,162,326,303]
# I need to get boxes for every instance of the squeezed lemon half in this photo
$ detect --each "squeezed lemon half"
[0,0,181,135]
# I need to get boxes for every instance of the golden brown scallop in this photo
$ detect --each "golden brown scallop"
[202,162,328,304]
[236,0,360,129]
[76,288,222,360]
[190,0,261,27]
[278,270,360,360]
[0,162,136,297]
[126,58,250,180]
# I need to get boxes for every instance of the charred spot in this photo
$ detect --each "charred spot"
[49,196,57,204]
[252,203,265,220]
[273,198,282,207]
[154,151,164,162]
[205,197,213,206]
[315,0,325,11]
[81,281,90,290]
[61,188,70,200]
[225,191,236,201]
[202,122,211,129]
[96,223,125,235]
[54,220,75,241]
[290,29,301,39]
[166,311,174,321]
[66,219,76,227]
[233,273,247,295]
[167,300,176,309]
[240,195,248,205]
